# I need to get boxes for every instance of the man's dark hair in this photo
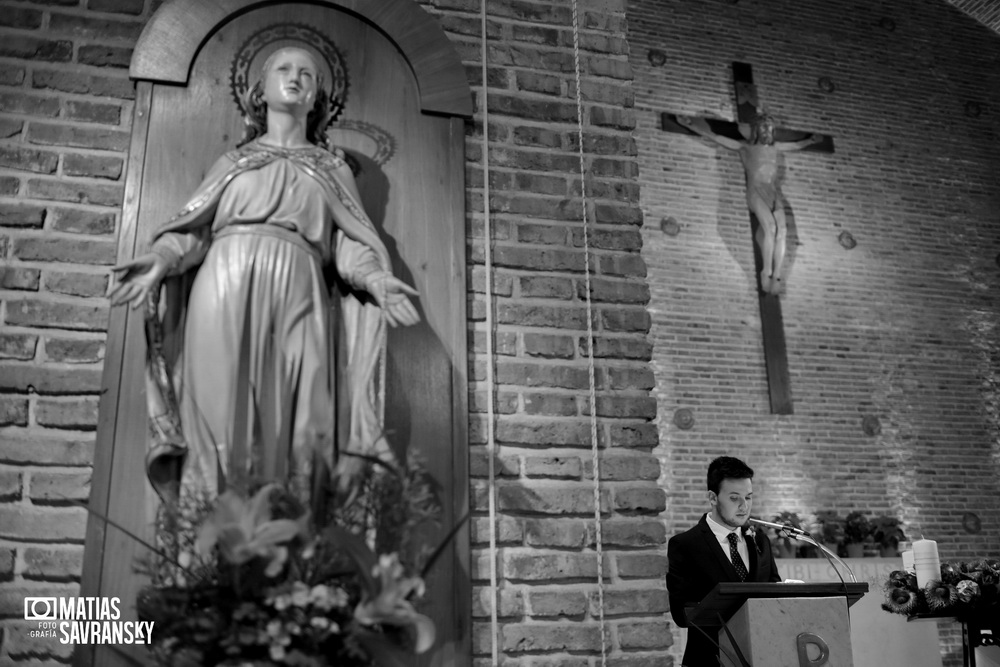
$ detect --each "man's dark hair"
[707,456,754,494]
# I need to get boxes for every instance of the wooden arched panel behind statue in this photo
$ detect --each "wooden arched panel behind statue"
[81,2,469,665]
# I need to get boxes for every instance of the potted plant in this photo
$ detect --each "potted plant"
[844,511,871,558]
[871,515,906,557]
[770,511,803,559]
[815,511,846,555]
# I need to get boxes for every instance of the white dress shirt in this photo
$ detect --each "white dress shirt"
[706,512,750,571]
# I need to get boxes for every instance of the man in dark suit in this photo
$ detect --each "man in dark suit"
[666,456,781,666]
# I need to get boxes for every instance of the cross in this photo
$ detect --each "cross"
[661,62,835,415]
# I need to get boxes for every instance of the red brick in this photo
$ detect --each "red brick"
[29,469,92,502]
[31,69,135,100]
[0,333,38,360]
[64,100,122,125]
[0,547,13,580]
[503,551,605,581]
[523,333,576,359]
[62,153,124,180]
[588,455,661,481]
[27,122,129,151]
[511,125,563,149]
[600,307,651,333]
[599,366,655,391]
[49,208,115,235]
[590,395,657,419]
[470,329,517,356]
[617,620,673,649]
[1,266,40,291]
[524,518,587,547]
[77,44,134,68]
[502,622,603,652]
[35,396,100,430]
[472,586,523,618]
[599,520,667,548]
[496,303,586,329]
[616,553,667,579]
[0,470,22,501]
[527,589,588,616]
[0,505,87,541]
[43,337,105,363]
[590,105,635,130]
[13,236,116,265]
[497,485,607,515]
[0,8,43,29]
[518,275,574,299]
[0,36,73,62]
[25,178,124,206]
[522,393,578,417]
[87,0,145,15]
[0,118,25,138]
[612,487,666,514]
[516,222,570,245]
[0,203,46,228]
[492,418,595,447]
[48,12,143,41]
[0,145,59,174]
[23,546,84,581]
[0,363,103,393]
[496,361,588,389]
[471,516,523,545]
[0,64,26,86]
[515,71,563,95]
[608,422,658,449]
[0,92,61,117]
[0,433,94,465]
[578,277,649,304]
[44,270,110,297]
[590,336,652,360]
[0,396,29,426]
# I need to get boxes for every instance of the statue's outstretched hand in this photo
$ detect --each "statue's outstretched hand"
[108,252,170,309]
[365,273,420,327]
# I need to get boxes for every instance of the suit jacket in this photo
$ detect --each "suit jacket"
[666,514,781,666]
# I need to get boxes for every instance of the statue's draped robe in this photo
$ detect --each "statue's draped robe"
[145,141,390,499]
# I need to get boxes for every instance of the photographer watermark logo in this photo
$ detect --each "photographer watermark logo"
[23,596,154,645]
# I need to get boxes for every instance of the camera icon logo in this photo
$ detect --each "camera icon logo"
[24,597,58,621]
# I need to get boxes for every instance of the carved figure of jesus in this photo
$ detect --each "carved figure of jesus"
[678,113,822,294]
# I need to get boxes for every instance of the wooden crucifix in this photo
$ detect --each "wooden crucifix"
[662,62,835,414]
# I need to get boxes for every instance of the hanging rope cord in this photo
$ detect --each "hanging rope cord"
[569,0,608,663]
[479,0,500,664]
[481,0,606,663]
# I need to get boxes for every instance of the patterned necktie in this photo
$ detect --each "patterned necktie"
[727,532,749,581]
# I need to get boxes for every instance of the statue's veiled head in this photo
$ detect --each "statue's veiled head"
[240,44,338,148]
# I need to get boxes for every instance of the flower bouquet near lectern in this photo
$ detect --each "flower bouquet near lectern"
[880,558,1000,627]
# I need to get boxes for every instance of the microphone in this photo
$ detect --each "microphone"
[749,517,812,538]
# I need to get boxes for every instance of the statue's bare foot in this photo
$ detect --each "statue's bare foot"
[771,276,784,295]
[759,271,773,294]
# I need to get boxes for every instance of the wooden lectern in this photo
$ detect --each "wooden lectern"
[687,582,869,667]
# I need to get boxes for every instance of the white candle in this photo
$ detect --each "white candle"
[913,538,940,588]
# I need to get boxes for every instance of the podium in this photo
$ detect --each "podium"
[688,582,869,667]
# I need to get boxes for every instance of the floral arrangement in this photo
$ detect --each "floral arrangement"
[815,511,845,547]
[130,456,456,667]
[870,515,905,550]
[843,511,872,545]
[881,559,1000,625]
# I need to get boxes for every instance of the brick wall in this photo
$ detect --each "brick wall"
[629,0,1000,664]
[0,0,145,661]
[1,0,666,663]
[418,0,668,662]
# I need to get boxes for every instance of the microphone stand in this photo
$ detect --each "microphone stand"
[795,533,858,585]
